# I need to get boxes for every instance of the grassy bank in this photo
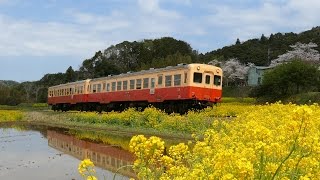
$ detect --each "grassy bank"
[0,103,50,111]
[2,103,258,138]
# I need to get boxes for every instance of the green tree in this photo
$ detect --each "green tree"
[255,60,319,100]
[65,66,76,82]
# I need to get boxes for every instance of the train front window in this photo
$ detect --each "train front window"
[205,75,210,84]
[165,75,172,87]
[193,72,202,83]
[214,75,221,86]
[174,74,181,86]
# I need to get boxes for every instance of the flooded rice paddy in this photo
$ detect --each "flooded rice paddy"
[0,124,133,180]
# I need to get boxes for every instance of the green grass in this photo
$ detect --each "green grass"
[284,92,320,104]
[221,97,256,104]
[0,103,50,111]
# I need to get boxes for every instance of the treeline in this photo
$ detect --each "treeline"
[2,27,320,105]
[201,27,320,65]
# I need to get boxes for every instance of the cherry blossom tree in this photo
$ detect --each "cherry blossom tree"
[220,58,251,86]
[270,42,320,66]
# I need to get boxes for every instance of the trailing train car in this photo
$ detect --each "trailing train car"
[48,63,222,113]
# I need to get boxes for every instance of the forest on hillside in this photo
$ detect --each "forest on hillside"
[1,27,320,105]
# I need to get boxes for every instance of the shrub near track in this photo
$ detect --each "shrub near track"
[0,110,23,122]
[68,107,218,134]
[68,104,260,134]
[129,103,320,179]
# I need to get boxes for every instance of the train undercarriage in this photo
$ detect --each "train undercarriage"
[51,100,215,114]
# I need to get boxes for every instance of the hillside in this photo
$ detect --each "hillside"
[0,80,19,87]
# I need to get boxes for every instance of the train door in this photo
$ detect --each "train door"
[150,78,155,94]
[204,72,213,88]
[204,72,214,100]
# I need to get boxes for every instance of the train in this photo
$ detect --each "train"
[48,63,222,113]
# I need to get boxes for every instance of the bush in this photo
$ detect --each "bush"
[254,60,320,101]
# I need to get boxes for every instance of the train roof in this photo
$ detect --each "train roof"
[91,63,219,82]
[49,79,90,89]
[49,63,220,88]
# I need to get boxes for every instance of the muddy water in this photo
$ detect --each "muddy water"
[0,125,133,180]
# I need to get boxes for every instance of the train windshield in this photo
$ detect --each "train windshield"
[193,72,202,83]
[214,75,221,86]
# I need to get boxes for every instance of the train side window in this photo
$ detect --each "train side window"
[130,80,135,90]
[93,84,97,93]
[123,80,128,90]
[117,81,122,91]
[143,78,149,89]
[165,75,172,87]
[205,75,210,84]
[174,74,181,86]
[97,84,102,92]
[151,78,155,88]
[112,82,116,91]
[106,83,110,92]
[102,83,106,91]
[136,79,142,89]
[193,72,202,83]
[214,75,221,86]
[184,72,187,83]
[158,75,163,86]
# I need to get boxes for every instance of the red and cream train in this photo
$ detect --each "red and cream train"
[48,63,222,113]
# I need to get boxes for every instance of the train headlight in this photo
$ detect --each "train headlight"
[197,66,200,70]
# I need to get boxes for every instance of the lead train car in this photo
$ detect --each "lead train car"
[48,63,222,113]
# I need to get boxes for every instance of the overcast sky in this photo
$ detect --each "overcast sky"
[1,0,320,82]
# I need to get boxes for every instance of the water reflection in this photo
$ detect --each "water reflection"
[47,130,135,178]
[0,124,135,179]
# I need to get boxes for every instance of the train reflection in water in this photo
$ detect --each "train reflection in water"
[47,130,135,178]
